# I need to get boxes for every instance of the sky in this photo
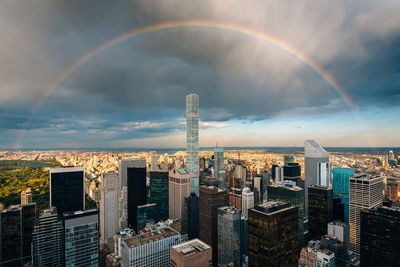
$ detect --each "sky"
[0,0,399,149]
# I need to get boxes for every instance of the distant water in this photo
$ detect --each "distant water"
[3,147,399,155]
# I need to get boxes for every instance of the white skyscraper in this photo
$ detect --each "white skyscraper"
[186,94,199,196]
[349,175,383,255]
[241,187,254,217]
[304,140,329,216]
[317,162,332,187]
[100,172,118,247]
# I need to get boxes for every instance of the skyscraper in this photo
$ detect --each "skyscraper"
[199,186,229,266]
[267,181,304,249]
[120,227,181,267]
[304,140,329,216]
[332,168,354,223]
[0,204,36,266]
[186,93,199,196]
[217,206,241,267]
[149,170,169,221]
[183,192,199,240]
[50,167,85,215]
[21,187,32,205]
[283,162,301,185]
[169,169,191,219]
[126,159,147,231]
[100,172,118,247]
[317,162,332,187]
[241,187,254,217]
[308,185,334,240]
[214,147,226,189]
[63,209,99,267]
[284,155,295,166]
[349,175,383,255]
[248,201,298,267]
[170,238,212,267]
[32,207,64,267]
[360,206,400,266]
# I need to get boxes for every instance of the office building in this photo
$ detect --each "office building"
[21,187,32,205]
[214,147,226,189]
[304,140,329,216]
[119,159,147,231]
[171,238,212,267]
[136,203,159,230]
[0,203,36,266]
[253,176,263,203]
[100,172,118,246]
[271,165,284,183]
[229,188,242,209]
[349,175,383,255]
[332,168,354,223]
[149,171,169,221]
[318,162,332,187]
[328,221,349,251]
[248,201,298,267]
[267,181,304,248]
[284,155,295,166]
[316,249,335,267]
[50,167,85,215]
[169,169,191,219]
[150,152,159,171]
[360,206,400,266]
[199,186,229,266]
[186,93,200,195]
[120,227,180,267]
[63,209,99,267]
[386,177,399,204]
[217,207,241,267]
[183,193,199,240]
[308,185,334,240]
[240,216,249,265]
[283,162,301,185]
[32,207,64,267]
[241,187,254,217]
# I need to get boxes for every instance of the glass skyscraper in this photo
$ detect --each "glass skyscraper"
[218,206,241,267]
[332,168,354,223]
[149,171,169,221]
[186,93,199,196]
[214,147,226,189]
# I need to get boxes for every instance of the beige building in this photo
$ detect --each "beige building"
[169,169,191,219]
[170,239,212,267]
[21,187,32,205]
[299,247,317,267]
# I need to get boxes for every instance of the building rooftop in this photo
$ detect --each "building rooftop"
[218,206,241,215]
[253,201,292,214]
[269,181,303,191]
[305,140,329,158]
[63,208,99,218]
[350,174,383,182]
[172,238,210,257]
[137,203,157,209]
[309,184,331,190]
[177,169,188,174]
[122,227,179,248]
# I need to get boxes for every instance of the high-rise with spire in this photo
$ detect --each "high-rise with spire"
[186,93,199,196]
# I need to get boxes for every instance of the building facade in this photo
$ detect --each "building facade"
[214,147,226,189]
[217,207,241,267]
[332,168,354,223]
[241,187,254,217]
[304,140,329,216]
[248,201,298,267]
[349,175,383,255]
[0,203,36,266]
[186,93,200,195]
[308,185,334,240]
[199,186,229,266]
[63,209,99,267]
[149,171,169,221]
[267,181,304,248]
[170,238,212,267]
[50,166,85,215]
[317,162,332,187]
[100,172,118,246]
[120,227,181,267]
[169,169,191,219]
[183,192,199,240]
[360,206,400,266]
[32,207,64,267]
[20,187,32,205]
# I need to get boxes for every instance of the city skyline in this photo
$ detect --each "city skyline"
[1,1,400,149]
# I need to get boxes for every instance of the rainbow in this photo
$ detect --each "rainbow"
[15,20,371,149]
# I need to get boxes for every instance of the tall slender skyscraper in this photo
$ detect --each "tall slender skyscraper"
[349,175,383,255]
[304,140,329,216]
[214,147,226,189]
[100,172,118,247]
[186,93,199,196]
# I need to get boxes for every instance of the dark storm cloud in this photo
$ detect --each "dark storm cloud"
[0,0,400,147]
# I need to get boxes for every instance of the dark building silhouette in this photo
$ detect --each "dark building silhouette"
[199,186,229,266]
[283,163,301,185]
[50,167,84,215]
[360,206,400,267]
[183,192,199,240]
[0,203,36,267]
[127,165,147,231]
[248,201,298,267]
[308,185,333,240]
[149,171,169,221]
[333,197,345,222]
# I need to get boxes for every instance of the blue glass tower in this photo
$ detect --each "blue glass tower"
[332,168,354,223]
